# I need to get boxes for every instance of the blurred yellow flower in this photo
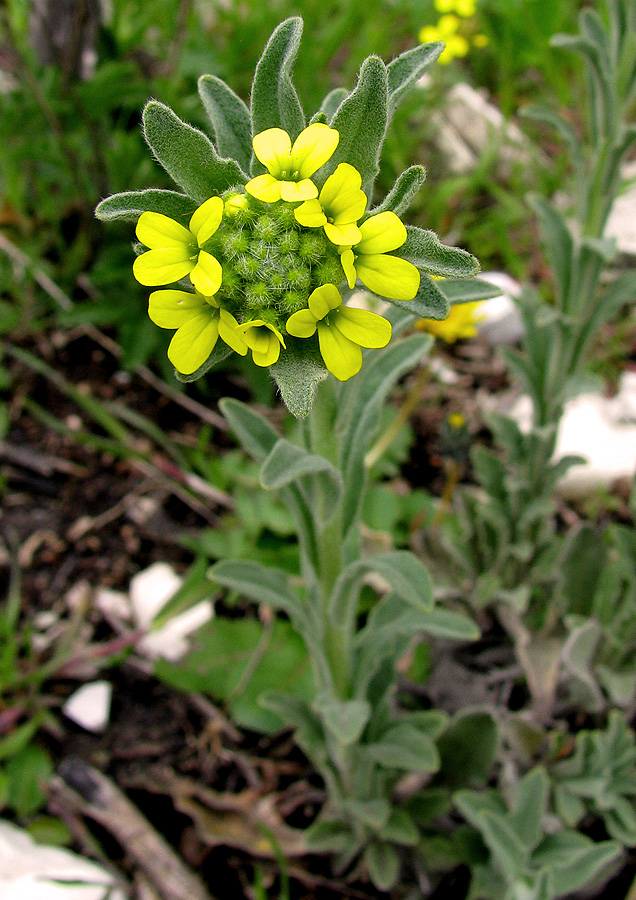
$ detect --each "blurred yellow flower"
[435,0,476,15]
[417,301,484,342]
[419,15,469,64]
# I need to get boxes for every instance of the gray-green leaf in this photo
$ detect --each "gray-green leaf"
[250,17,305,145]
[325,56,388,196]
[95,189,197,224]
[142,100,246,202]
[198,75,252,174]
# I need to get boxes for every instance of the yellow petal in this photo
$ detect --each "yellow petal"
[319,163,362,208]
[136,212,193,250]
[324,221,361,246]
[245,173,283,202]
[218,308,248,355]
[340,248,357,289]
[294,199,327,228]
[189,251,222,296]
[336,307,392,348]
[308,284,342,320]
[281,179,318,202]
[286,308,318,338]
[252,128,292,174]
[357,212,407,254]
[133,248,193,286]
[189,196,224,246]
[355,254,420,300]
[317,322,362,381]
[329,189,367,223]
[167,311,219,375]
[148,289,205,328]
[291,124,340,179]
[242,325,284,367]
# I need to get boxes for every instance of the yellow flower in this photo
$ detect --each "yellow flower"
[340,212,420,301]
[133,197,224,295]
[238,320,286,367]
[417,301,484,343]
[419,15,469,63]
[286,284,391,381]
[455,0,477,16]
[148,289,247,375]
[294,163,367,246]
[474,33,489,47]
[245,124,340,203]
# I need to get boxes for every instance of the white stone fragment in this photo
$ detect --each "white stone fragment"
[431,82,539,175]
[129,562,183,629]
[62,681,112,733]
[554,392,636,499]
[501,377,636,499]
[476,272,525,345]
[138,600,214,662]
[94,587,132,622]
[0,819,125,900]
[605,161,636,260]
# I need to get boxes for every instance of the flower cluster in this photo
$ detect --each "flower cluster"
[133,124,420,381]
[419,0,487,64]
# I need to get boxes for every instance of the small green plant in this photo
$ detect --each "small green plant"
[425,0,636,723]
[550,711,636,846]
[456,767,621,900]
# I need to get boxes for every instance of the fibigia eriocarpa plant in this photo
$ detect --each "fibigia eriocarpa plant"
[96,19,489,888]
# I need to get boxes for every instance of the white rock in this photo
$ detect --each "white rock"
[431,83,539,176]
[476,272,525,345]
[138,600,214,662]
[63,681,112,733]
[503,386,636,499]
[0,820,125,900]
[94,587,131,622]
[555,391,636,499]
[129,562,183,629]
[605,161,636,260]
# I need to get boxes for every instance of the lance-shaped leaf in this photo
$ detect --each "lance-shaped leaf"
[528,195,575,309]
[338,334,432,538]
[142,101,246,203]
[320,87,348,123]
[219,397,279,462]
[386,42,444,116]
[395,226,479,277]
[371,165,426,217]
[250,17,305,145]
[364,842,401,891]
[260,438,342,521]
[329,551,433,626]
[379,274,450,321]
[210,558,306,626]
[438,278,503,305]
[270,336,329,420]
[313,696,371,745]
[325,56,388,195]
[261,693,327,759]
[198,75,252,174]
[365,722,440,773]
[95,189,197,224]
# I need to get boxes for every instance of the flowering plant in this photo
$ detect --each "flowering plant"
[95,18,494,889]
